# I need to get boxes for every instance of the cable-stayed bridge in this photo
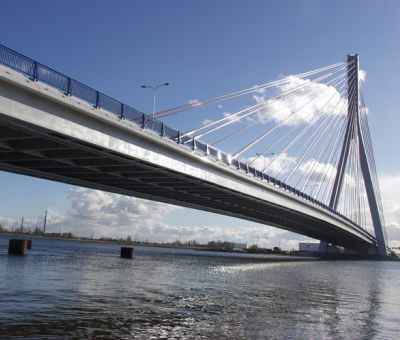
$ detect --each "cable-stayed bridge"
[0,44,391,256]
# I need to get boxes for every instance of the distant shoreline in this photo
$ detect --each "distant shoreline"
[2,233,395,261]
[0,232,298,257]
[0,232,234,252]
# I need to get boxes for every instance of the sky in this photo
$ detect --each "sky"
[0,1,400,249]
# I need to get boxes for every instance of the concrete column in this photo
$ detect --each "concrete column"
[120,246,133,258]
[8,239,28,255]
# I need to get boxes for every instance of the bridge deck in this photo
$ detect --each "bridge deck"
[0,57,377,252]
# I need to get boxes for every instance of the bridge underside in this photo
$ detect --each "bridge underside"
[0,115,374,252]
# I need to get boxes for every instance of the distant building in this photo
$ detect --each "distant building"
[273,246,281,253]
[232,243,247,251]
[299,242,319,254]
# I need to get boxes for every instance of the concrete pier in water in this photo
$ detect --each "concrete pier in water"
[8,239,29,255]
[120,247,133,259]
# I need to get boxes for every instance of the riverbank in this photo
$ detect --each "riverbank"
[3,233,397,261]
[0,233,318,261]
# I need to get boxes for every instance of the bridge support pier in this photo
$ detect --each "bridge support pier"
[120,246,133,259]
[367,246,381,256]
[8,239,29,255]
[319,242,386,257]
[318,241,342,254]
[318,241,329,253]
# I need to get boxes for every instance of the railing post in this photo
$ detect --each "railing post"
[33,61,38,81]
[95,92,100,108]
[141,114,146,128]
[177,131,181,144]
[161,123,165,137]
[192,138,196,150]
[67,78,72,96]
[120,103,124,119]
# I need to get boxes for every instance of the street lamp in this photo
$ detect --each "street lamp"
[140,82,170,122]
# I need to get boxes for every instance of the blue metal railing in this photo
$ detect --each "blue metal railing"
[0,44,371,237]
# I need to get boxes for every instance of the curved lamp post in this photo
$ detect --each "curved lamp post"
[140,82,170,123]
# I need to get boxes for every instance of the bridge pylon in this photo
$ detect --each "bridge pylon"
[319,54,388,256]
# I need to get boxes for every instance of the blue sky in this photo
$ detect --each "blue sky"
[1,1,400,247]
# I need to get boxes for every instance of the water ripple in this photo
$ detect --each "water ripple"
[0,237,399,339]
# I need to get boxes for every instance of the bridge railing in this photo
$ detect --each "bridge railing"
[0,44,370,236]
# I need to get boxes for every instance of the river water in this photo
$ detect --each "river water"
[0,237,399,339]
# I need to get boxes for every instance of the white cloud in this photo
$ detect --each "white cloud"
[46,188,178,238]
[0,216,18,229]
[359,69,367,82]
[246,152,297,176]
[222,111,238,123]
[252,76,346,126]
[254,85,267,95]
[34,187,302,248]
[379,174,400,247]
[202,118,213,125]
[187,99,201,106]
[58,174,399,250]
[0,215,44,231]
[271,153,297,176]
[1,170,399,251]
[298,159,337,185]
[6,186,306,249]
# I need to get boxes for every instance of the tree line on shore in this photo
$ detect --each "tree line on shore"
[0,223,294,254]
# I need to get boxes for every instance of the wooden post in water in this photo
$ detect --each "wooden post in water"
[120,246,133,258]
[8,239,29,255]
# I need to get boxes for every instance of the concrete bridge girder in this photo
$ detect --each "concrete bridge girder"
[0,64,376,251]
